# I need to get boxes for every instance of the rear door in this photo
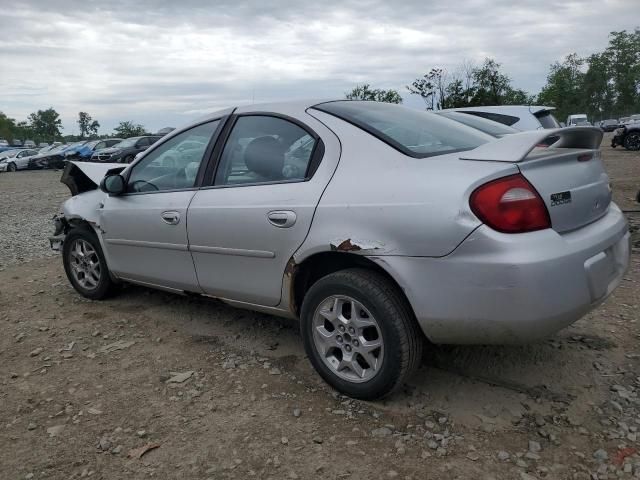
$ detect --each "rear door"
[187,111,340,306]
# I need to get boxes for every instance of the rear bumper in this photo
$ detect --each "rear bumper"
[373,204,630,344]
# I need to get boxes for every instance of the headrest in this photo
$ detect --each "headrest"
[244,136,285,180]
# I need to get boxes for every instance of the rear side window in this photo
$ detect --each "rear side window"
[534,111,561,129]
[314,101,490,158]
[461,111,520,127]
[214,115,319,186]
[437,111,519,137]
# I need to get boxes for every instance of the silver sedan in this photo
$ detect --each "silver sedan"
[51,100,630,399]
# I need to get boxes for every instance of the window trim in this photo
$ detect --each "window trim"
[312,101,479,159]
[121,118,228,196]
[201,111,325,189]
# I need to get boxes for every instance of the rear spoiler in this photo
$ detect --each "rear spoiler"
[460,127,603,163]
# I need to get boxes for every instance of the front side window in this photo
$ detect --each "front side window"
[127,121,220,193]
[214,116,316,186]
[314,101,491,158]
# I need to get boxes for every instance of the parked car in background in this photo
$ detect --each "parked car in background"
[67,138,124,161]
[12,139,23,147]
[611,122,640,150]
[38,142,49,148]
[0,146,20,154]
[51,100,629,400]
[24,140,36,148]
[0,148,39,172]
[156,127,175,136]
[0,138,9,147]
[435,110,520,137]
[566,114,589,126]
[440,105,560,131]
[599,119,619,132]
[90,136,161,163]
[28,144,69,169]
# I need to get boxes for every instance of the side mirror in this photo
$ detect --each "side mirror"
[100,174,126,195]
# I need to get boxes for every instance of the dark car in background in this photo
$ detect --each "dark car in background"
[91,136,161,163]
[599,119,619,132]
[611,123,640,151]
[28,144,69,169]
[65,138,124,161]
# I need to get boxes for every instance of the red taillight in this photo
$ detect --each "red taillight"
[470,174,551,233]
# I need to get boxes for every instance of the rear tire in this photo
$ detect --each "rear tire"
[124,155,134,163]
[300,268,423,400]
[624,132,640,151]
[63,227,116,300]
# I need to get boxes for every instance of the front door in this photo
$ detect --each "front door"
[188,113,339,306]
[100,120,222,290]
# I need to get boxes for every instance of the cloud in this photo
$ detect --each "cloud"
[0,0,636,133]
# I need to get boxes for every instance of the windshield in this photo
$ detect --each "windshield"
[437,111,518,137]
[314,101,491,158]
[114,137,139,148]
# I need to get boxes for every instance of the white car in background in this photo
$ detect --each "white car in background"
[441,105,560,131]
[0,149,40,172]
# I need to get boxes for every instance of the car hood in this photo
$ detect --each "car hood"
[60,161,125,196]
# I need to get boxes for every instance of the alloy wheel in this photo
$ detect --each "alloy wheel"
[312,295,384,383]
[69,238,101,290]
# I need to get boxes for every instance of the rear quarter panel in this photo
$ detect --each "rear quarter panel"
[297,110,519,260]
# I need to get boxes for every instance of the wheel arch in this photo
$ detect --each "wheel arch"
[288,251,417,324]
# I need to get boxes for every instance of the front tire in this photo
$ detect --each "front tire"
[7,162,16,172]
[624,132,640,151]
[63,227,116,300]
[300,268,423,400]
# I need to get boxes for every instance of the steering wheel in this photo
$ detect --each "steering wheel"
[130,180,159,192]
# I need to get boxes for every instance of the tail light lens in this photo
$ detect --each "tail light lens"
[470,174,551,233]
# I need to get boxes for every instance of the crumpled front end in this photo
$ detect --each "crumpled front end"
[49,161,123,251]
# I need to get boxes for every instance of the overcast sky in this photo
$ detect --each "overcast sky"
[0,0,637,134]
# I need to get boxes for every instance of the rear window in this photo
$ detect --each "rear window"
[437,111,519,137]
[461,111,520,127]
[313,101,491,158]
[535,111,561,129]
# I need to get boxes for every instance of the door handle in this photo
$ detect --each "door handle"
[161,211,180,225]
[267,210,297,228]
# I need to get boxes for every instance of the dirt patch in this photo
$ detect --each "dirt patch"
[0,141,639,479]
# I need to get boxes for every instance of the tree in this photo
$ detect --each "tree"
[114,121,147,137]
[407,69,452,109]
[345,84,402,103]
[409,58,532,110]
[470,58,523,106]
[78,112,100,138]
[537,53,586,122]
[0,112,17,143]
[604,29,640,116]
[28,108,63,142]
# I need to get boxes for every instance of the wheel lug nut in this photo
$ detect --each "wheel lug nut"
[338,325,345,332]
[353,340,359,347]
[348,327,355,334]
[336,335,343,343]
[345,345,352,352]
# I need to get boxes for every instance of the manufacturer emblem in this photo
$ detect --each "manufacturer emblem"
[550,191,572,206]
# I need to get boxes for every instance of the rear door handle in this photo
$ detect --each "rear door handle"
[161,211,180,225]
[267,210,297,228]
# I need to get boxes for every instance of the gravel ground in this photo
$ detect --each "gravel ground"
[0,139,639,479]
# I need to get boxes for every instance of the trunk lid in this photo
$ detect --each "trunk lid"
[461,127,611,233]
[518,148,611,232]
